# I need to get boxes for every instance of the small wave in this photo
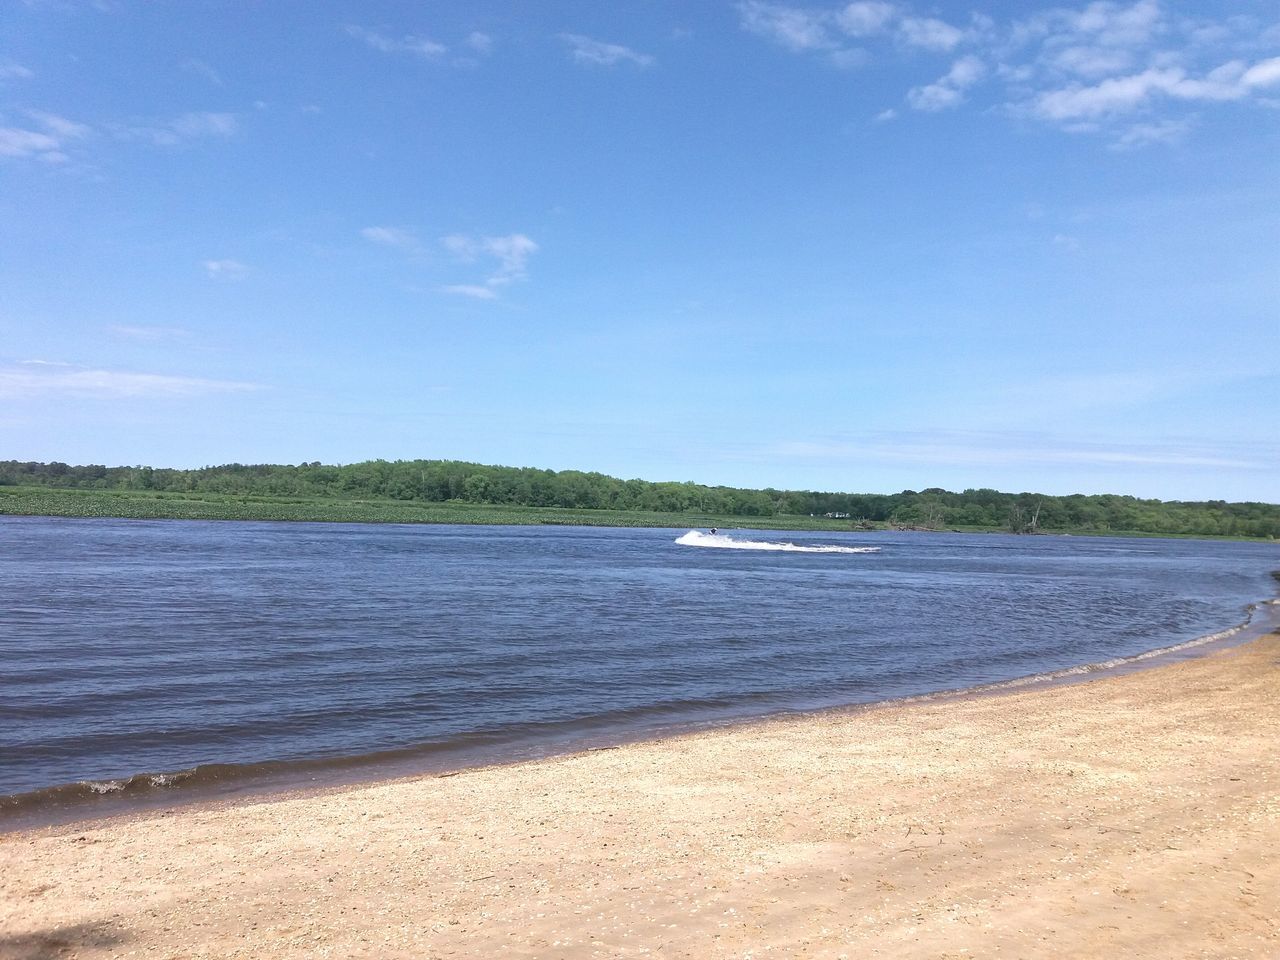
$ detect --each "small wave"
[86,780,126,795]
[675,530,880,554]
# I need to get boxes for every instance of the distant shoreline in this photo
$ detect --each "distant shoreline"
[2,487,1276,541]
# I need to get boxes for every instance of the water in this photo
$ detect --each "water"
[1,516,1276,824]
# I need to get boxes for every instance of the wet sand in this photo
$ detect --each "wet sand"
[3,632,1278,959]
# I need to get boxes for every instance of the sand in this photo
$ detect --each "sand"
[3,633,1278,960]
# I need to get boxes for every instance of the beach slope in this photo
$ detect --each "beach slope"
[3,634,1278,959]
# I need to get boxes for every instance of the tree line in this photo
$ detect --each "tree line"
[2,458,1277,538]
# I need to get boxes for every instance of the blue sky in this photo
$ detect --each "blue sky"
[2,0,1277,501]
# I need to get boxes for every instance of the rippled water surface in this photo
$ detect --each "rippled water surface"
[1,516,1276,816]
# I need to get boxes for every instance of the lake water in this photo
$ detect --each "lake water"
[1,516,1276,824]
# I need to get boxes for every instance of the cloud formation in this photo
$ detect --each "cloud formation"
[1,362,260,399]
[111,111,239,147]
[202,259,249,280]
[362,226,539,299]
[0,110,89,163]
[908,55,985,110]
[737,1,1280,146]
[0,61,34,80]
[361,226,425,255]
[345,24,446,58]
[441,232,539,297]
[898,16,967,52]
[560,34,654,67]
[775,430,1266,471]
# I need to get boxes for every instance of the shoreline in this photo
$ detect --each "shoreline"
[6,598,1277,836]
[3,501,1277,543]
[4,627,1278,957]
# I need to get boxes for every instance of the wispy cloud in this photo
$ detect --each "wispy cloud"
[898,16,966,52]
[345,24,446,59]
[361,225,426,255]
[736,0,1280,146]
[202,259,249,280]
[1030,58,1280,121]
[737,1,836,52]
[109,324,192,341]
[111,111,238,147]
[908,55,985,110]
[440,284,499,300]
[559,33,654,67]
[0,61,34,80]
[837,2,896,38]
[362,226,539,299]
[0,110,89,163]
[440,232,539,298]
[466,32,493,56]
[1110,116,1194,150]
[181,58,222,85]
[774,430,1267,471]
[0,362,260,399]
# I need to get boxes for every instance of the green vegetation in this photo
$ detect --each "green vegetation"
[2,459,1278,539]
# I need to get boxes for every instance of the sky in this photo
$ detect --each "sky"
[2,0,1278,502]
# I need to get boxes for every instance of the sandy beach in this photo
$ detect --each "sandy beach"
[3,632,1277,960]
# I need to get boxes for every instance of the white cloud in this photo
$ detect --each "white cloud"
[907,82,963,111]
[898,16,965,51]
[1071,0,1161,48]
[26,111,91,139]
[112,111,238,146]
[440,233,479,259]
[109,324,192,341]
[774,430,1264,471]
[182,58,222,85]
[559,33,654,67]
[737,1,834,51]
[0,61,34,80]
[483,234,538,285]
[202,259,248,280]
[1049,44,1134,77]
[171,112,237,137]
[361,226,424,253]
[1031,56,1280,120]
[441,232,539,297]
[828,47,870,70]
[836,2,896,38]
[0,111,89,162]
[1110,117,1194,149]
[345,24,446,58]
[1242,56,1280,88]
[0,126,63,161]
[945,54,985,86]
[441,284,499,300]
[0,363,260,399]
[466,32,493,55]
[874,107,897,121]
[908,55,985,111]
[732,1,1280,144]
[1009,0,1163,53]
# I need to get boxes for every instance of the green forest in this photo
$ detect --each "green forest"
[2,458,1278,539]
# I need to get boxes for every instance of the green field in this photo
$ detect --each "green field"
[0,485,863,531]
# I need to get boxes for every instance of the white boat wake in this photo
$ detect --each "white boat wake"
[674,530,880,554]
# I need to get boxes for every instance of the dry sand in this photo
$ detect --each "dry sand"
[3,633,1278,959]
